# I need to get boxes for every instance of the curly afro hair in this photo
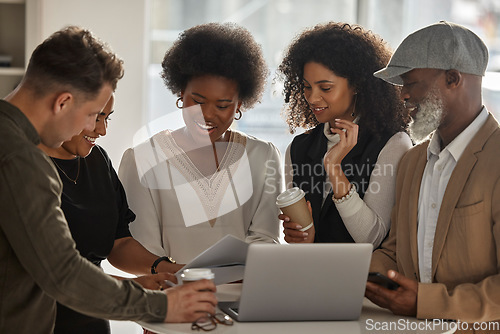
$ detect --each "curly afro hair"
[277,22,410,136]
[161,22,268,111]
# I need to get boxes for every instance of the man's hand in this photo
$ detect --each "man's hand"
[365,270,418,317]
[164,279,217,323]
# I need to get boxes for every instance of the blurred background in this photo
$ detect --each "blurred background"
[2,0,499,332]
[146,0,500,161]
[137,1,500,331]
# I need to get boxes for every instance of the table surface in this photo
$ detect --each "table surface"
[138,284,456,334]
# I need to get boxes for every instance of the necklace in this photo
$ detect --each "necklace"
[51,156,81,184]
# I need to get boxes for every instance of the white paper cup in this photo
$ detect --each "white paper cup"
[180,268,215,286]
[276,187,313,231]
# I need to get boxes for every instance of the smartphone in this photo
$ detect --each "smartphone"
[368,272,400,290]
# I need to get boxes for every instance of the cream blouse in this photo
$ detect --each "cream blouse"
[119,129,282,263]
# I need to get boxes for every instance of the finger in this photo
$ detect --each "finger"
[306,201,312,215]
[334,119,355,129]
[387,270,412,289]
[333,118,356,126]
[365,282,391,308]
[196,291,218,307]
[284,235,308,243]
[330,127,347,142]
[193,303,217,318]
[283,227,308,238]
[155,272,176,281]
[329,127,345,136]
[366,279,397,301]
[278,214,290,222]
[334,119,358,132]
[184,306,217,323]
[345,123,359,144]
[164,279,177,288]
[334,121,357,142]
[283,226,310,242]
[189,279,217,292]
[350,123,359,137]
[283,221,303,230]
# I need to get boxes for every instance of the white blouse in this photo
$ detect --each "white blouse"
[119,129,283,263]
[284,130,412,248]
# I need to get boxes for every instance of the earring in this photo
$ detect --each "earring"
[351,94,357,117]
[234,109,242,120]
[176,97,183,109]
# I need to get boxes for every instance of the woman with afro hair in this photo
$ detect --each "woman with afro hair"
[119,23,282,265]
[278,22,412,248]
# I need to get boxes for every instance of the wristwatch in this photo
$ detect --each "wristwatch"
[151,256,176,274]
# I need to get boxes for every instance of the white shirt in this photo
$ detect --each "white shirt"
[417,107,488,283]
[119,130,282,263]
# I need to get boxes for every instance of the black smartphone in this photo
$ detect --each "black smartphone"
[368,272,400,290]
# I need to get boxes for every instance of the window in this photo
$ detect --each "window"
[147,0,500,157]
[147,0,358,157]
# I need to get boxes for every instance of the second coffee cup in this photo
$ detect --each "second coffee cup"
[180,268,215,286]
[276,187,313,231]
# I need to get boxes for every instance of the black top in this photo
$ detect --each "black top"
[52,145,135,334]
[290,125,392,243]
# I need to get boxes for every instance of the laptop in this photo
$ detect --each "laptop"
[219,243,372,322]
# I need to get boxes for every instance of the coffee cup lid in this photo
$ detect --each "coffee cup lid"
[276,187,306,207]
[180,268,215,280]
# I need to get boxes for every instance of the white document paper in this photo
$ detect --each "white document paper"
[175,234,249,285]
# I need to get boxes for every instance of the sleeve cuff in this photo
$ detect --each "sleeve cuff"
[335,191,363,218]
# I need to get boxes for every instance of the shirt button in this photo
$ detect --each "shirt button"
[431,203,436,209]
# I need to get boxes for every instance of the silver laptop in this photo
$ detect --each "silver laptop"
[219,243,372,322]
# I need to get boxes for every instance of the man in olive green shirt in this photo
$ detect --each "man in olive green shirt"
[0,26,216,333]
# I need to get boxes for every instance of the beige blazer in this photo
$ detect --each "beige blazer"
[371,113,500,322]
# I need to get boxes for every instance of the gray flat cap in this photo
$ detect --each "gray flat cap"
[374,21,489,85]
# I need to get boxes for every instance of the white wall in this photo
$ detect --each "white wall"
[37,0,149,165]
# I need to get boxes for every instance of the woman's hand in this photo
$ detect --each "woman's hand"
[280,201,315,243]
[133,272,177,290]
[323,119,358,169]
[324,119,358,199]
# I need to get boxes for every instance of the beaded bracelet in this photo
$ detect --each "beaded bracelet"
[332,184,356,205]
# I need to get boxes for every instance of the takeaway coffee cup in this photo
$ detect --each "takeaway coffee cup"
[276,187,313,231]
[180,268,215,285]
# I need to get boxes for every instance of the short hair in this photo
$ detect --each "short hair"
[24,26,124,99]
[161,22,268,111]
[278,22,409,136]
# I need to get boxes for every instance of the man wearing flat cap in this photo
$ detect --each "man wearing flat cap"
[365,21,500,322]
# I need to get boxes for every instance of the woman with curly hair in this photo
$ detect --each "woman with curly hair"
[278,22,412,247]
[119,23,282,264]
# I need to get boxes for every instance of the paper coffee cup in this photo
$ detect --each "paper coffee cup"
[180,268,214,285]
[276,187,313,231]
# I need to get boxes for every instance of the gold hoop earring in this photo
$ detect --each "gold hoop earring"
[234,109,242,120]
[176,97,183,109]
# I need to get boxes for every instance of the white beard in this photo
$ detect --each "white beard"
[408,89,445,144]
